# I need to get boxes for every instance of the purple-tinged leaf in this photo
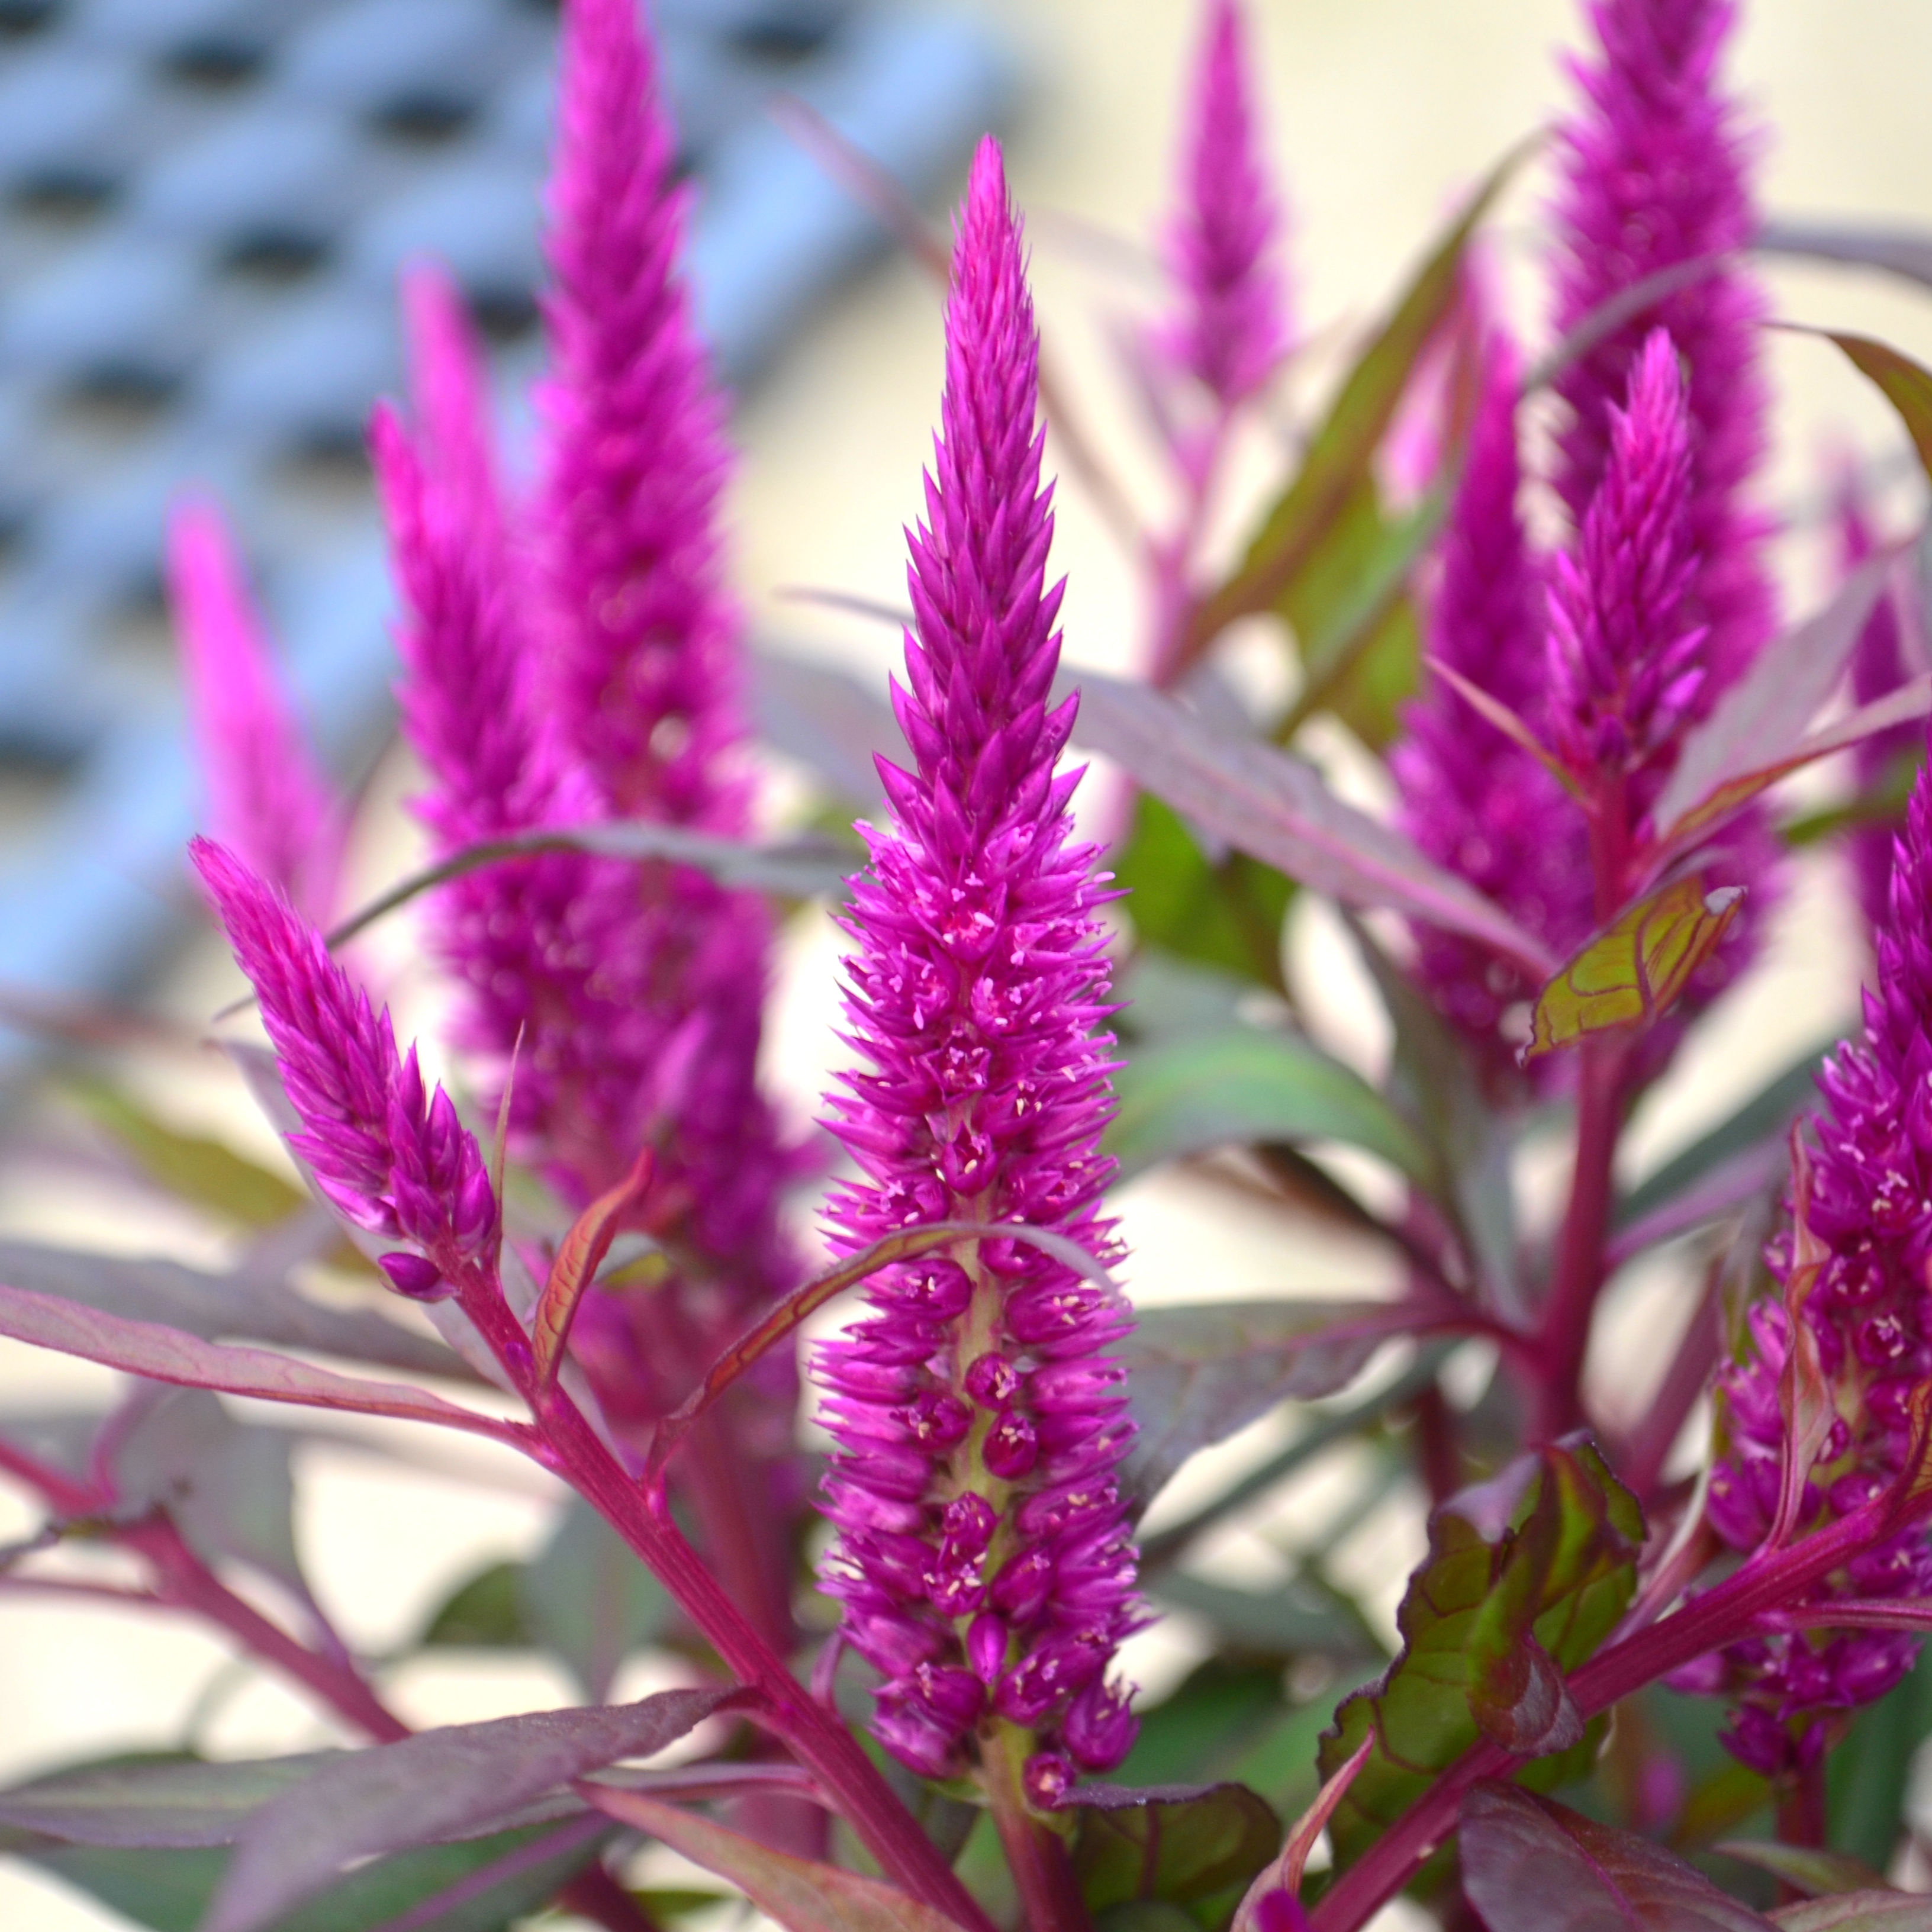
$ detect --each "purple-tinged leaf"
[1756,220,1932,293]
[0,1238,466,1380]
[1118,1299,1416,1508]
[1460,1782,1774,1931]
[1062,1782,1280,1928]
[1072,672,1557,978]
[1799,330,1932,484]
[0,1752,332,1849]
[204,1689,734,1932]
[1772,1896,1932,1932]
[1715,1842,1891,1901]
[1770,1135,1836,1550]
[750,647,897,809]
[530,1148,653,1389]
[1422,657,1588,802]
[0,1283,530,1448]
[1232,1737,1373,1932]
[1653,550,1898,832]
[1320,1442,1643,1873]
[1522,875,1744,1062]
[1657,677,1932,854]
[578,1784,962,1932]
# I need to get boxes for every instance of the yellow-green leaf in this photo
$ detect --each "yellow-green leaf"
[1522,876,1744,1062]
[1813,330,1932,484]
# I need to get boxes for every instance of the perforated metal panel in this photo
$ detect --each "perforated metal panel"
[0,0,1007,1029]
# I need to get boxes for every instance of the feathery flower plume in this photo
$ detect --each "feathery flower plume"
[1836,478,1917,935]
[814,140,1142,1793]
[1392,320,1590,1062]
[1157,0,1288,407]
[539,0,743,828]
[191,838,494,1293]
[1683,747,1932,1775]
[168,498,344,922]
[1550,0,1772,703]
[1546,328,1707,787]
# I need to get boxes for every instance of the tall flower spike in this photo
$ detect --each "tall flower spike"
[1683,740,1932,1776]
[814,140,1142,1791]
[190,838,495,1290]
[1550,0,1773,704]
[1547,329,1706,784]
[168,498,344,922]
[1158,0,1288,406]
[539,0,744,829]
[1392,318,1591,1067]
[1836,475,1918,935]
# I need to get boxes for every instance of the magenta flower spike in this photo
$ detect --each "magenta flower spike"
[1686,746,1932,1775]
[1836,478,1917,934]
[1392,321,1591,1064]
[1550,0,1773,705]
[1158,0,1288,407]
[190,838,495,1292]
[1546,328,1708,788]
[538,0,745,831]
[814,140,1143,1791]
[168,497,344,921]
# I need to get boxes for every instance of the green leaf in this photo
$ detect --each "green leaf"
[1114,794,1294,989]
[1111,1663,1292,1791]
[1107,1026,1430,1186]
[1067,1783,1280,1932]
[420,1560,533,1648]
[581,1785,963,1932]
[0,1751,331,1847]
[1319,1440,1644,1872]
[18,1821,610,1932]
[1772,1898,1932,1932]
[519,1498,671,1704]
[1118,1300,1417,1508]
[1460,1783,1775,1932]
[65,1078,307,1228]
[1715,1843,1891,1901]
[1807,330,1932,485]
[1523,874,1746,1060]
[1188,143,1525,657]
[1827,1636,1932,1872]
[1617,1043,1834,1235]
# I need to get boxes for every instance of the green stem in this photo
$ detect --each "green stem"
[984,1722,1093,1932]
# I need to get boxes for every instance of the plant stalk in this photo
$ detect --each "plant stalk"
[984,1722,1094,1932]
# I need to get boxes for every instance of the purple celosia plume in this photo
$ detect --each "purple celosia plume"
[1550,0,1773,706]
[1392,319,1590,1062]
[1546,328,1708,790]
[168,498,344,922]
[1682,745,1932,1775]
[191,837,494,1295]
[1157,0,1288,407]
[814,140,1142,1795]
[1837,478,1918,935]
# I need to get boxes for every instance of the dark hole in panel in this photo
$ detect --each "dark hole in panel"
[162,37,266,89]
[223,228,330,285]
[10,168,117,224]
[729,19,832,65]
[0,0,59,38]
[468,282,538,344]
[368,92,475,146]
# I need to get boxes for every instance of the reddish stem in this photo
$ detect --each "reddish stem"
[451,1273,997,1932]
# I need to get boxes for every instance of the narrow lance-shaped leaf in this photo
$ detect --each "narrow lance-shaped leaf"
[1756,218,1932,290]
[530,1147,653,1388]
[1116,1300,1421,1509]
[578,1785,962,1932]
[1521,874,1745,1062]
[1073,672,1557,978]
[0,1753,334,1850]
[1653,549,1901,832]
[1231,1735,1374,1932]
[1186,140,1529,661]
[1769,1134,1836,1550]
[1799,329,1932,485]
[203,1689,735,1932]
[1714,1841,1892,1901]
[1318,1441,1644,1873]
[1460,1783,1775,1932]
[1106,1027,1431,1186]
[0,1283,530,1448]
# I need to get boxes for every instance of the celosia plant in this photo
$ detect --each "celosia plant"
[7,0,1932,1928]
